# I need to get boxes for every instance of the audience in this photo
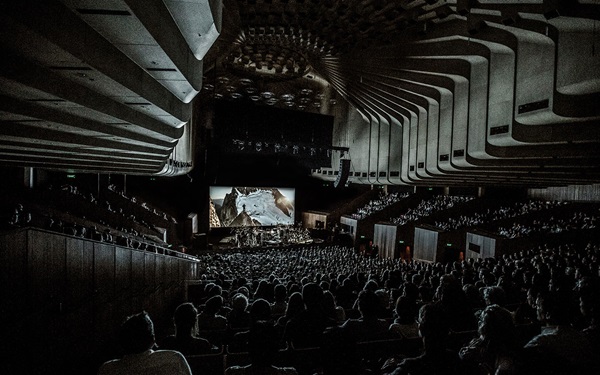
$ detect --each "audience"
[98,311,192,375]
[351,192,409,220]
[341,289,391,342]
[225,321,297,375]
[390,195,473,226]
[384,303,460,375]
[522,291,599,374]
[6,185,600,375]
[228,293,251,330]
[160,303,217,355]
[389,296,420,339]
[434,200,566,231]
[497,211,598,239]
[283,283,337,348]
[459,305,520,375]
[276,291,305,335]
[198,295,228,331]
[88,231,599,375]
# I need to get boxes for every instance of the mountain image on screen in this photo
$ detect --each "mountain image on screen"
[217,187,294,227]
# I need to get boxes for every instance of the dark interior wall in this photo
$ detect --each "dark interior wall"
[0,228,197,375]
[211,99,334,171]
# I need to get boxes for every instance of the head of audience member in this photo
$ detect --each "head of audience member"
[357,289,380,319]
[253,280,270,300]
[322,290,338,320]
[231,293,249,313]
[302,283,324,312]
[250,298,272,324]
[580,292,600,326]
[483,286,507,307]
[247,321,280,368]
[285,292,305,319]
[478,305,518,354]
[394,296,416,324]
[419,285,434,304]
[463,284,485,309]
[173,303,198,337]
[417,303,449,350]
[118,311,155,355]
[204,295,223,316]
[536,291,573,326]
[402,282,420,302]
[375,289,390,312]
[237,286,250,298]
[274,284,287,303]
[363,279,379,292]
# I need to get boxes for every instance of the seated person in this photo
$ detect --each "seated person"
[341,289,391,342]
[383,303,460,375]
[522,291,598,375]
[98,311,191,375]
[229,298,273,352]
[160,303,218,355]
[228,293,251,330]
[225,321,297,375]
[284,283,337,348]
[459,305,520,375]
[389,296,420,339]
[198,295,227,331]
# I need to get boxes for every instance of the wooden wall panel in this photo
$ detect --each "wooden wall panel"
[165,256,177,286]
[115,246,133,296]
[1,227,198,373]
[528,184,600,202]
[27,230,66,307]
[144,252,156,292]
[466,232,497,260]
[0,230,28,322]
[414,227,437,262]
[93,243,115,303]
[155,255,166,288]
[131,250,145,292]
[65,237,94,309]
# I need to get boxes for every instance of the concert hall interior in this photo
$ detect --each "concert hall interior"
[1,1,600,375]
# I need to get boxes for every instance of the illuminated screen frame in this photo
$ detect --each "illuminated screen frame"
[209,186,296,228]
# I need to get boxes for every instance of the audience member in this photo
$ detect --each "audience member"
[389,296,420,339]
[198,295,227,331]
[342,289,390,342]
[276,292,305,335]
[225,321,297,375]
[98,311,191,375]
[384,303,460,375]
[160,303,217,355]
[522,291,598,374]
[271,284,288,316]
[284,283,336,348]
[459,305,520,375]
[228,293,251,330]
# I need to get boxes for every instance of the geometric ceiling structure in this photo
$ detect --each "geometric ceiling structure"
[0,0,222,176]
[1,0,600,186]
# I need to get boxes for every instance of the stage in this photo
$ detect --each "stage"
[209,225,325,251]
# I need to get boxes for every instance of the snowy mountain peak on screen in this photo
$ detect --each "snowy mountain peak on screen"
[221,187,294,227]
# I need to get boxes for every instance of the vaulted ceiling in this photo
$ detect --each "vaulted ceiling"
[1,1,599,186]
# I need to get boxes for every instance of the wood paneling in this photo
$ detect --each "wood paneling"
[528,184,600,202]
[94,242,115,303]
[414,227,437,262]
[144,252,156,292]
[0,229,28,322]
[115,247,132,292]
[28,230,66,307]
[65,237,94,309]
[2,227,198,375]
